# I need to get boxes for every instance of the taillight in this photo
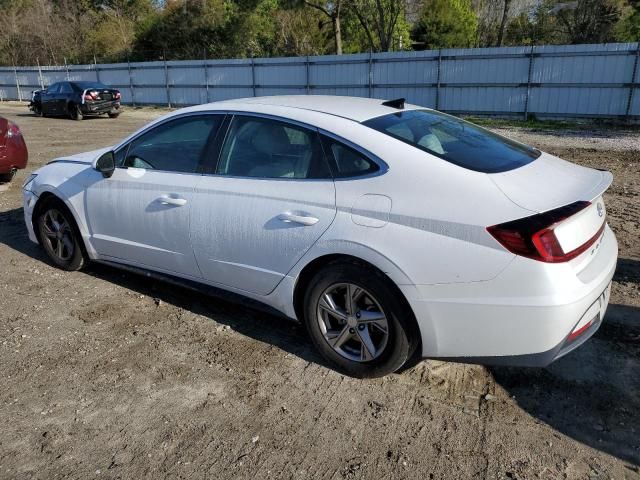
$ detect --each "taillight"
[487,201,605,263]
[84,91,98,102]
[115,91,121,100]
[6,123,21,138]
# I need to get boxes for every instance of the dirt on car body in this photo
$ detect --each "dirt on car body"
[0,103,638,479]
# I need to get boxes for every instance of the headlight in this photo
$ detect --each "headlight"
[23,173,37,190]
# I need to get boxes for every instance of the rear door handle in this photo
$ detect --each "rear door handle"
[157,195,187,207]
[278,213,319,226]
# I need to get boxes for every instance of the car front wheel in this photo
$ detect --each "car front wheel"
[303,262,418,378]
[36,199,86,271]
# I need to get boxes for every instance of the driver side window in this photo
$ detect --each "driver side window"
[119,115,222,173]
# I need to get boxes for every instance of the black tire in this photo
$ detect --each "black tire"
[36,197,86,271]
[303,261,419,378]
[33,104,43,117]
[0,169,16,183]
[69,103,83,121]
[108,111,120,118]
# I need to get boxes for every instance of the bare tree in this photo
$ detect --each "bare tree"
[304,0,344,54]
[351,0,406,52]
[496,0,513,46]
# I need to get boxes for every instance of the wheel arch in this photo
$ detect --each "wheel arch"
[31,189,90,258]
[292,253,421,351]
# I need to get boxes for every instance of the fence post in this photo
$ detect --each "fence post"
[203,49,210,103]
[368,50,373,98]
[625,44,639,120]
[435,49,442,110]
[94,55,101,83]
[64,57,70,80]
[306,55,310,95]
[37,59,44,90]
[127,57,135,107]
[524,45,535,121]
[163,52,171,108]
[251,57,256,97]
[13,66,22,102]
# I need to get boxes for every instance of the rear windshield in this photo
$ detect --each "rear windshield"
[71,81,110,91]
[363,110,540,173]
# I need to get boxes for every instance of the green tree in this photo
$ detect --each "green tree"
[350,0,411,52]
[555,0,626,44]
[412,0,478,49]
[87,0,156,61]
[616,0,640,41]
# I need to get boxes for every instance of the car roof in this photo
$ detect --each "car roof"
[207,95,423,123]
[71,81,109,88]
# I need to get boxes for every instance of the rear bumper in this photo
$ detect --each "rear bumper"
[81,101,120,115]
[0,139,28,173]
[402,224,618,366]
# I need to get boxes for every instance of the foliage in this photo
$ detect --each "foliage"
[349,0,411,52]
[554,0,627,44]
[0,0,638,67]
[412,0,478,49]
[615,0,640,41]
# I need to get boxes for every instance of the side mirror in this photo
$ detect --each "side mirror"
[94,151,115,178]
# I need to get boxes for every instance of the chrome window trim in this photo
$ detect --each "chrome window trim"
[203,110,388,181]
[111,108,388,180]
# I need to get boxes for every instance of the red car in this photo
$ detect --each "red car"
[0,117,28,182]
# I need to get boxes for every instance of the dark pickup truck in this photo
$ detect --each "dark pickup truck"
[29,81,121,120]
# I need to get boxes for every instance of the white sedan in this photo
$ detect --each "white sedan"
[22,96,617,377]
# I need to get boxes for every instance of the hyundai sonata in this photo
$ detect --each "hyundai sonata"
[22,96,617,377]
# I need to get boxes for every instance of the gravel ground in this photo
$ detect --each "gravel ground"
[0,102,638,480]
[493,126,640,153]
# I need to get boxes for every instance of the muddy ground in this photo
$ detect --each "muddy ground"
[0,103,638,480]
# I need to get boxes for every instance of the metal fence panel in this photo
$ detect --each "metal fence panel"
[0,43,638,120]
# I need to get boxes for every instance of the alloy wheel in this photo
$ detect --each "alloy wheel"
[41,209,74,261]
[316,283,389,362]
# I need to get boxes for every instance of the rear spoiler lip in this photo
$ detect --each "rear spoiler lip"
[490,168,613,215]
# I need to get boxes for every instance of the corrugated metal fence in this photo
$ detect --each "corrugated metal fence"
[1,43,639,120]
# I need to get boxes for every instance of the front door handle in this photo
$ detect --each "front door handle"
[158,195,187,207]
[278,213,319,226]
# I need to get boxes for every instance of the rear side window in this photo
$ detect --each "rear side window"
[321,137,379,178]
[60,83,73,93]
[363,110,540,173]
[216,116,331,179]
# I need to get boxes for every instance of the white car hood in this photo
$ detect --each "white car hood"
[490,152,613,213]
[53,146,113,165]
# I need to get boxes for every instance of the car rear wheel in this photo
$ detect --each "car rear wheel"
[69,103,83,121]
[33,105,43,117]
[303,262,418,378]
[36,199,86,271]
[108,111,120,118]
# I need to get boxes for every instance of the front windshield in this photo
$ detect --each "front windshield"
[363,109,540,173]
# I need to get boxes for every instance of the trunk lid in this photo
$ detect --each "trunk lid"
[490,152,612,213]
[85,88,119,102]
[488,152,611,268]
